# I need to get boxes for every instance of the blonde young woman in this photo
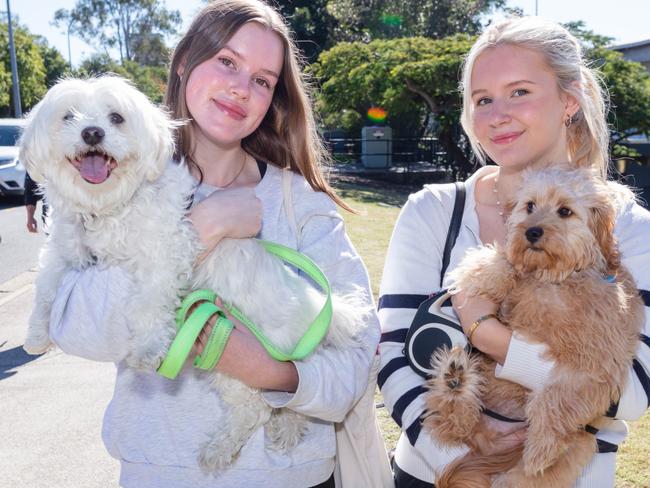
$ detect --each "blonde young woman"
[48,1,380,487]
[378,17,650,487]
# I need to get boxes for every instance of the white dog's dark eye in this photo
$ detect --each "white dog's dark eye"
[558,207,573,218]
[526,201,536,213]
[109,113,125,125]
[63,113,74,121]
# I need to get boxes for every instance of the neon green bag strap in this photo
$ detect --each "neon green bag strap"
[228,239,332,361]
[175,289,217,328]
[157,239,332,379]
[158,301,222,379]
[193,313,234,371]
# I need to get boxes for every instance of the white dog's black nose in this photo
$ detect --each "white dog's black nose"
[525,226,544,243]
[82,126,105,145]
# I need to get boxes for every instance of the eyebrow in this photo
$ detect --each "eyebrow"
[471,79,536,97]
[222,45,280,79]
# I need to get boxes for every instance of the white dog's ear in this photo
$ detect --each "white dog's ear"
[145,103,177,182]
[19,99,48,183]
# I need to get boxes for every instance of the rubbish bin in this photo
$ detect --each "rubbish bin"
[361,126,392,168]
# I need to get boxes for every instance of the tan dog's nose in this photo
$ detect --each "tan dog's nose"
[525,226,544,243]
[82,126,105,145]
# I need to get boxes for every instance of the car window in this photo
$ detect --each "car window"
[0,125,21,146]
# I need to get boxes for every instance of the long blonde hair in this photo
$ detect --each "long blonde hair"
[460,17,610,179]
[165,0,350,209]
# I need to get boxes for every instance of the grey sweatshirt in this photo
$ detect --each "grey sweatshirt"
[49,164,380,488]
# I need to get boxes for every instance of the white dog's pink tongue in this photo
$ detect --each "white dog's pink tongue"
[79,154,109,184]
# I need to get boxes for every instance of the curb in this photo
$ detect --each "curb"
[0,268,37,307]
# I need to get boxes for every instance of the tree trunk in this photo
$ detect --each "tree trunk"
[438,126,475,180]
[405,78,474,179]
[115,19,124,64]
[405,78,438,114]
[122,7,132,61]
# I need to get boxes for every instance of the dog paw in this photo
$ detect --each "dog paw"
[198,439,238,473]
[266,412,306,452]
[126,348,166,372]
[431,346,477,394]
[23,331,52,355]
[444,353,466,390]
[424,348,484,444]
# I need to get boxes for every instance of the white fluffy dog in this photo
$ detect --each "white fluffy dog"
[20,76,365,472]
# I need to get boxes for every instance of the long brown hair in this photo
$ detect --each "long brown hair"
[165,0,351,210]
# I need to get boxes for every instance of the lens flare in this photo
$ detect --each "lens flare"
[367,107,388,123]
[381,13,402,27]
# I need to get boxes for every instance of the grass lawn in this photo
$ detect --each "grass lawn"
[333,175,650,487]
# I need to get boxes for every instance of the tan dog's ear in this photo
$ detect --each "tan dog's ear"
[504,197,517,217]
[589,198,619,272]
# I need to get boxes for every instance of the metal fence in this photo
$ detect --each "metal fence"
[324,136,456,179]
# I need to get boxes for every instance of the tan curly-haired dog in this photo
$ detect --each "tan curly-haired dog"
[423,168,644,488]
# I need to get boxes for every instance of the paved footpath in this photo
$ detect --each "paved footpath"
[0,270,119,487]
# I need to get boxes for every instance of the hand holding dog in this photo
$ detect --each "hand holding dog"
[479,426,527,457]
[189,186,262,262]
[193,298,299,392]
[451,291,511,365]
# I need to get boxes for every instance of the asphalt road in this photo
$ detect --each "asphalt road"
[0,195,120,487]
[0,195,45,283]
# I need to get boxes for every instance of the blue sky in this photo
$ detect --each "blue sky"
[8,0,650,67]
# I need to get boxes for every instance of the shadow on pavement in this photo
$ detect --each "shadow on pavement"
[0,344,43,380]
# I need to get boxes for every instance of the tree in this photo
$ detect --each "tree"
[565,22,650,156]
[326,0,507,41]
[75,53,168,103]
[312,35,476,175]
[597,48,650,145]
[0,20,48,116]
[34,37,70,87]
[273,1,337,62]
[54,0,181,66]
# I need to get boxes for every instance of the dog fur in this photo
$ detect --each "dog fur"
[422,168,644,487]
[20,76,365,473]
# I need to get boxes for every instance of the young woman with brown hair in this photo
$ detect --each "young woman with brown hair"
[48,1,380,486]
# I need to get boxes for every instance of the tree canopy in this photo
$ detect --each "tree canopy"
[312,35,476,173]
[274,0,336,62]
[313,20,650,173]
[596,47,650,144]
[74,53,168,103]
[565,21,650,153]
[0,19,69,116]
[326,0,507,41]
[54,0,181,66]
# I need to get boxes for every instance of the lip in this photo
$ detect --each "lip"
[214,99,247,120]
[491,131,523,145]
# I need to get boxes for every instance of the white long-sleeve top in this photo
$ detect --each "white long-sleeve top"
[49,163,380,488]
[378,166,650,486]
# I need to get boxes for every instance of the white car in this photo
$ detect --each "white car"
[0,118,26,197]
